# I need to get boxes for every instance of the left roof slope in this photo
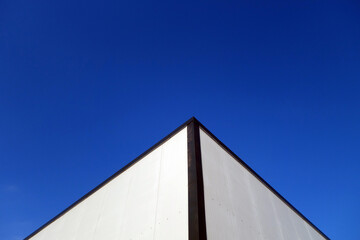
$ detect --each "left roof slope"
[25,118,193,240]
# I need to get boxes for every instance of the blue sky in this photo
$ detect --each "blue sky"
[0,0,359,239]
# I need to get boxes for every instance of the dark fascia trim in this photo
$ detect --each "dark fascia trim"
[24,117,195,240]
[25,116,329,240]
[187,120,207,240]
[195,118,330,240]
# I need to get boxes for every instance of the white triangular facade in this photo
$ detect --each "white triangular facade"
[199,128,326,240]
[28,128,188,240]
[26,119,328,240]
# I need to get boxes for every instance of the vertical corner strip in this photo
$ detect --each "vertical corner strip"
[187,119,207,240]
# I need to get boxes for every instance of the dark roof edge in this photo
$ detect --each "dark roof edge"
[194,117,330,240]
[25,116,329,240]
[24,117,195,240]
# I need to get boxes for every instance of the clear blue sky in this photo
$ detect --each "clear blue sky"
[0,0,359,239]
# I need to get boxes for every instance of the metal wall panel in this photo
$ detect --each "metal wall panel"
[199,128,326,240]
[29,127,188,240]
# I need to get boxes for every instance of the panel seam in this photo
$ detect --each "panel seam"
[152,147,163,240]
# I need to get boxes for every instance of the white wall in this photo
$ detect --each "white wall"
[30,127,188,240]
[200,128,326,240]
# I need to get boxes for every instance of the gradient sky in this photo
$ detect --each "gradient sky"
[1,0,359,239]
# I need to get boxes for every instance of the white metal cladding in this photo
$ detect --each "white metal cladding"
[29,127,188,240]
[199,128,326,240]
